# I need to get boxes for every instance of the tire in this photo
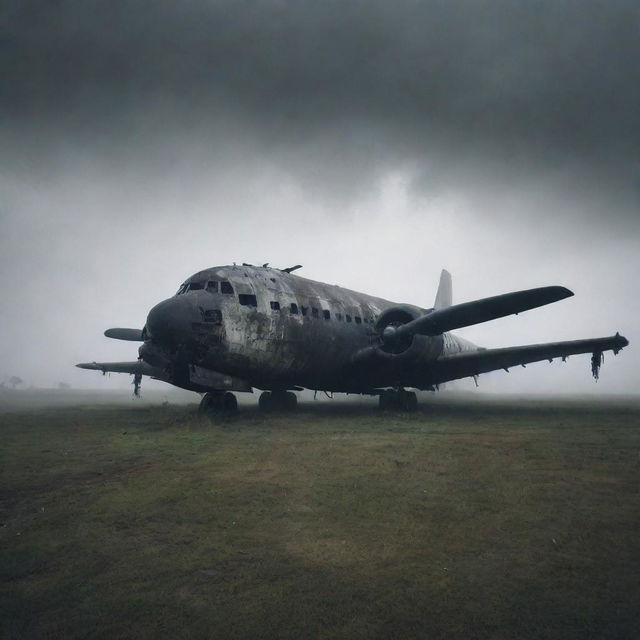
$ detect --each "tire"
[379,389,397,410]
[199,392,224,417]
[258,391,272,410]
[285,391,298,410]
[223,392,238,411]
[198,392,215,414]
[404,391,418,412]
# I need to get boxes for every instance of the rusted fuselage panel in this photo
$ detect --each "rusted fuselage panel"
[168,265,434,391]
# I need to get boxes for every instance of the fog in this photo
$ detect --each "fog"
[1,0,638,394]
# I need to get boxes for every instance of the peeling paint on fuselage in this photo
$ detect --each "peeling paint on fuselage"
[165,265,478,392]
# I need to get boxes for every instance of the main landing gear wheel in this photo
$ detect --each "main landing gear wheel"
[258,391,272,410]
[198,391,238,415]
[378,389,418,412]
[223,392,238,411]
[402,390,418,412]
[283,391,297,410]
[379,389,397,410]
[258,391,298,411]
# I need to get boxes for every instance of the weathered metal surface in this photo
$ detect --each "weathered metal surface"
[188,365,252,392]
[158,264,407,391]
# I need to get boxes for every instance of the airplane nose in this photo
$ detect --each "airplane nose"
[146,297,197,345]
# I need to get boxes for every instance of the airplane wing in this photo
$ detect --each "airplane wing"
[76,360,166,378]
[75,360,252,394]
[426,333,628,386]
[76,360,169,396]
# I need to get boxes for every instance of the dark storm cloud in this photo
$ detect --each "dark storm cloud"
[2,0,640,218]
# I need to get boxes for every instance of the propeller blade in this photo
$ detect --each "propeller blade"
[104,328,144,341]
[386,286,573,344]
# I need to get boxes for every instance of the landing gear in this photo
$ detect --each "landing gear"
[258,391,272,410]
[223,392,238,411]
[402,390,418,412]
[258,390,298,411]
[198,391,238,415]
[379,389,397,410]
[378,388,418,412]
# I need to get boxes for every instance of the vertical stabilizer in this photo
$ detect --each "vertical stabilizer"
[434,269,452,309]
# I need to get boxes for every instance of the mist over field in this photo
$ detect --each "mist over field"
[1,0,638,393]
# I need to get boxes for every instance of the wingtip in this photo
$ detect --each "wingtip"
[615,332,629,349]
[544,285,573,300]
[104,328,144,341]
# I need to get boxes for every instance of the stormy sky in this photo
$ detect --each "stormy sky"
[1,0,638,394]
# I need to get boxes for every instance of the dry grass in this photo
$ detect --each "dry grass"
[1,392,639,639]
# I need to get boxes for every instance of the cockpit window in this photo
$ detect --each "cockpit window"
[221,281,234,294]
[176,284,188,295]
[188,281,205,291]
[206,281,218,293]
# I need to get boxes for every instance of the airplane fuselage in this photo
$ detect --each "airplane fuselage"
[142,265,477,393]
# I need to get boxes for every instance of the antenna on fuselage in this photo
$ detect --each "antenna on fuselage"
[281,264,303,273]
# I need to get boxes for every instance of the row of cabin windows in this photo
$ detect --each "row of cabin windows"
[180,281,374,324]
[204,304,372,325]
[243,296,372,323]
[285,302,371,324]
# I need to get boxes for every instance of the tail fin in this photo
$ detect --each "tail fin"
[434,269,452,309]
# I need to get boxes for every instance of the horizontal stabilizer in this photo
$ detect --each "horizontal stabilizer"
[392,286,573,342]
[104,328,144,341]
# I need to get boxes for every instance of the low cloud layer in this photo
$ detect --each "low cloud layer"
[4,1,640,217]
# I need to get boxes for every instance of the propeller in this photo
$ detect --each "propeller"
[381,286,573,346]
[104,328,145,341]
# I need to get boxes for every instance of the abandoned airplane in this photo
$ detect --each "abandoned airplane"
[77,265,629,412]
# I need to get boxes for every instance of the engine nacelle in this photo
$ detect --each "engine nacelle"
[351,305,443,366]
[375,305,438,356]
[375,304,423,328]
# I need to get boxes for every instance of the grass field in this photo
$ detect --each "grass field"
[2,391,639,639]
